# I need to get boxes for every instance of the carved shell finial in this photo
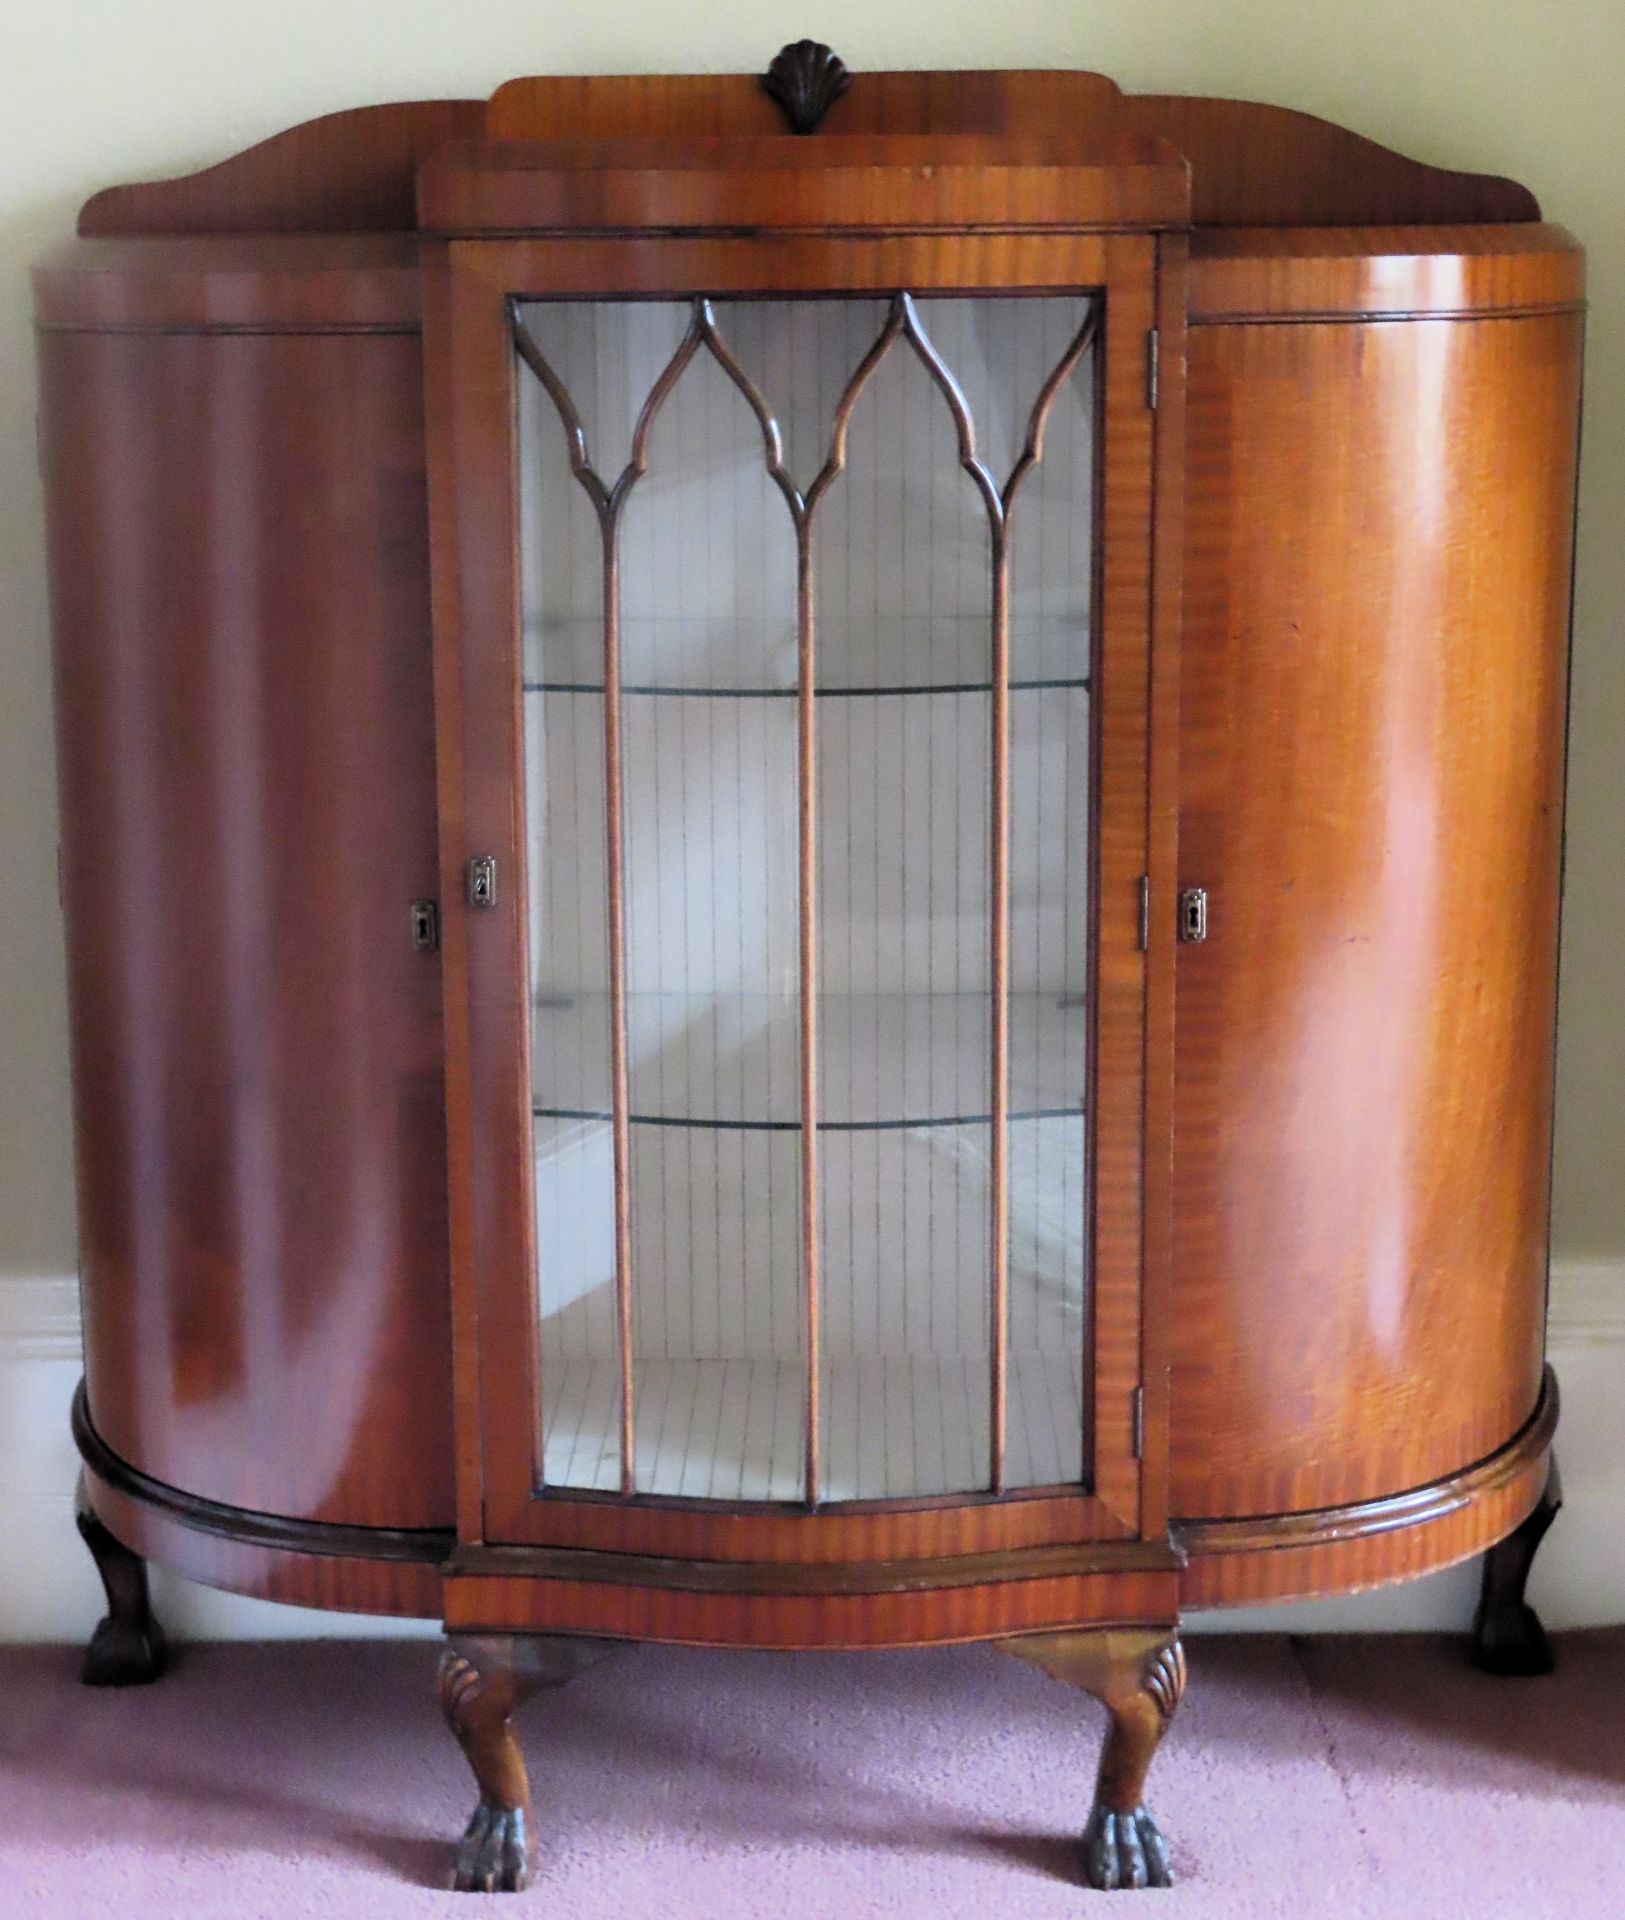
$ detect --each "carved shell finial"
[762,41,851,135]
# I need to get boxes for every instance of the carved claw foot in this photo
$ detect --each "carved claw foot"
[451,1804,532,1894]
[1472,1459,1561,1677]
[1083,1805,1173,1891]
[75,1474,166,1687]
[1003,1626,1186,1892]
[439,1631,620,1894]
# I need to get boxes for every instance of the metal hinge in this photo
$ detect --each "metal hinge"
[1136,874,1151,951]
[466,856,498,909]
[1146,327,1160,411]
[1179,887,1208,944]
[1131,1386,1145,1460]
[409,899,440,953]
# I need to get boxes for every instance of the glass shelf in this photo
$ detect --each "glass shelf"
[522,613,1090,698]
[525,678,1090,699]
[531,990,1087,1131]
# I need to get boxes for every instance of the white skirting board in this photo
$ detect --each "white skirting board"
[1,1264,1621,1643]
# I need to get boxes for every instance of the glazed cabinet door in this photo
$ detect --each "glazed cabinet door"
[429,236,1164,1557]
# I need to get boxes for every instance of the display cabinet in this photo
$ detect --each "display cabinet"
[35,45,1581,1893]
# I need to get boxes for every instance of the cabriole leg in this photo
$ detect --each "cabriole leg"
[438,1632,619,1893]
[75,1472,165,1687]
[1473,1457,1562,1676]
[1002,1626,1186,1890]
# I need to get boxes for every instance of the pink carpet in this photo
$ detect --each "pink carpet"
[1,1631,1621,1918]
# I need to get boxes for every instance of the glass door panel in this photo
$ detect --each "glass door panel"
[620,333,805,1501]
[518,308,622,1493]
[1001,298,1095,1492]
[808,306,999,1499]
[515,291,1097,1504]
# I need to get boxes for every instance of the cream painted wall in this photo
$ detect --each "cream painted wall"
[1,0,1620,1328]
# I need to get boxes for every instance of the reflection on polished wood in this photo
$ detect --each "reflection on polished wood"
[1170,293,1581,1524]
[74,1388,450,1616]
[1177,1368,1558,1608]
[1187,222,1584,321]
[37,316,456,1532]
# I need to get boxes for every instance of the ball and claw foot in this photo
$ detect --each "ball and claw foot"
[451,1804,531,1895]
[1472,1459,1561,1678]
[1003,1626,1186,1893]
[75,1475,166,1687]
[1083,1804,1174,1892]
[439,1632,620,1894]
